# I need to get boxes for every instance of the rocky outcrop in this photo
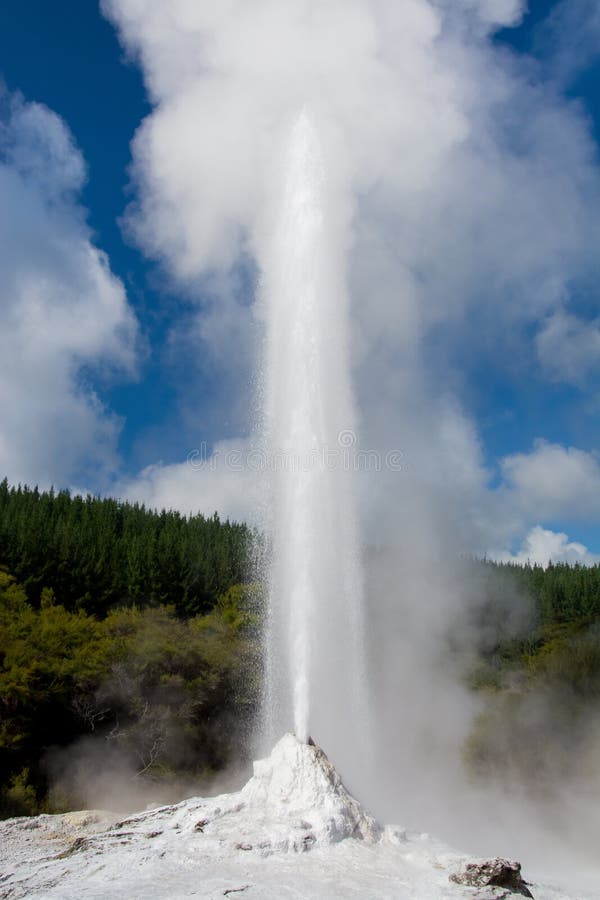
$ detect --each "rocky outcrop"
[450,858,534,897]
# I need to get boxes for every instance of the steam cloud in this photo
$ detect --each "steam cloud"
[104,0,600,565]
[37,0,600,888]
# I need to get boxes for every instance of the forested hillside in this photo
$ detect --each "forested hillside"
[0,569,261,818]
[465,560,600,788]
[1,479,600,819]
[0,481,260,818]
[0,480,252,617]
[466,558,600,681]
[488,559,600,626]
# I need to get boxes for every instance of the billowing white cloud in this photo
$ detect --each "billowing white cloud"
[0,91,138,488]
[102,0,469,285]
[103,0,600,333]
[500,440,600,523]
[536,311,600,385]
[118,437,259,524]
[498,525,599,566]
[0,94,85,198]
[102,0,600,562]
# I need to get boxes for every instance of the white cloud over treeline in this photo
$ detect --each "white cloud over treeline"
[499,525,599,566]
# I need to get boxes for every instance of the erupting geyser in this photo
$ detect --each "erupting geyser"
[260,110,369,760]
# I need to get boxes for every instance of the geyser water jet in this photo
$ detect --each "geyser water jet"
[260,110,369,762]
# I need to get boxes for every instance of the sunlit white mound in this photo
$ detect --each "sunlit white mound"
[240,733,381,847]
[0,735,593,899]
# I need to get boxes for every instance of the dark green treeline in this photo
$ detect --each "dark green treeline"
[0,479,253,618]
[485,558,600,627]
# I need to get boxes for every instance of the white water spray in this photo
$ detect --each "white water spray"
[260,110,369,758]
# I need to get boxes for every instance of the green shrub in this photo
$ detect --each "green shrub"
[0,769,38,818]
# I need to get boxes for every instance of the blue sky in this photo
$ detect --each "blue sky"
[1,0,600,564]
